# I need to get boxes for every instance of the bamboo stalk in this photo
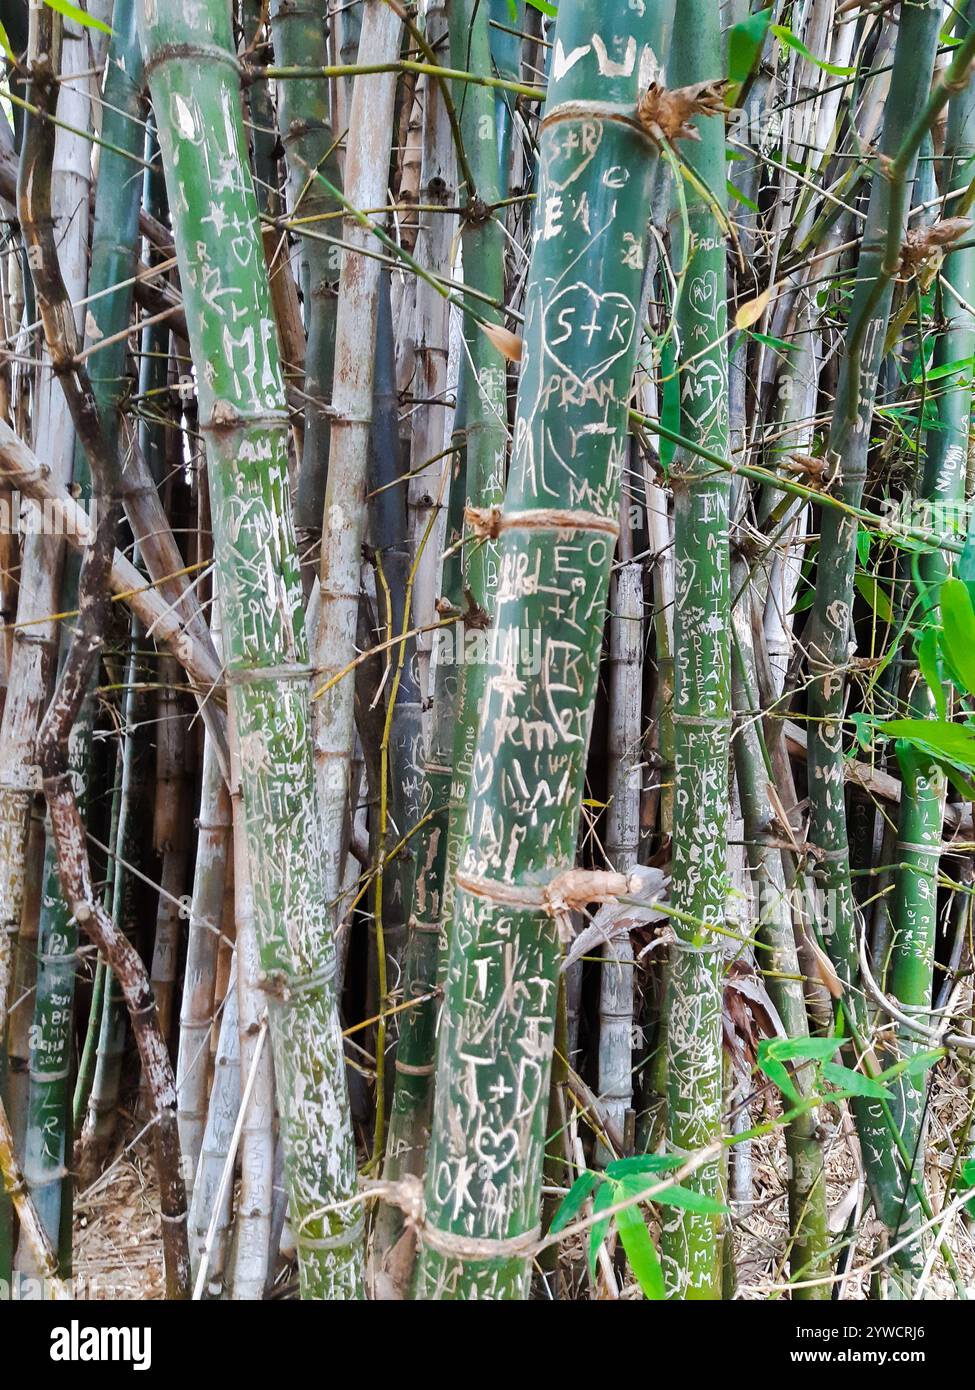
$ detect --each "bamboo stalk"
[662,0,731,1301]
[176,724,232,1196]
[270,0,343,558]
[140,0,363,1299]
[803,4,952,1264]
[414,5,660,1300]
[598,557,643,1154]
[313,0,403,926]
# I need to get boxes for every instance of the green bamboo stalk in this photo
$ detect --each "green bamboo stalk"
[21,0,146,1258]
[802,3,951,1260]
[730,566,830,1298]
[414,5,660,1300]
[880,5,975,1290]
[662,0,730,1301]
[269,0,344,550]
[139,0,362,1300]
[372,0,511,1287]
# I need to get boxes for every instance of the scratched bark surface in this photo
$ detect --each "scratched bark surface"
[414,9,659,1301]
[662,0,730,1301]
[138,0,361,1299]
[803,2,942,1274]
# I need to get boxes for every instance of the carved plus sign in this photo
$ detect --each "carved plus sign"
[580,309,602,344]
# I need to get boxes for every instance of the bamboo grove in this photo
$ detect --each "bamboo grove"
[1,0,975,1306]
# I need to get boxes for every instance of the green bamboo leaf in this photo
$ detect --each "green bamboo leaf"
[957,1159,975,1218]
[604,1154,685,1181]
[616,1203,665,1299]
[43,0,112,35]
[854,571,894,624]
[877,718,975,766]
[911,354,973,384]
[751,331,796,353]
[874,1047,944,1085]
[917,625,947,721]
[959,528,975,609]
[728,179,759,213]
[757,1039,800,1102]
[618,1171,728,1217]
[0,18,15,64]
[940,578,975,695]
[764,1035,838,1063]
[550,1169,600,1234]
[821,1061,889,1099]
[639,1181,728,1217]
[771,24,855,76]
[588,1179,617,1280]
[727,7,773,85]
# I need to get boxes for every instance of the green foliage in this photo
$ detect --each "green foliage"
[957,1159,975,1218]
[771,23,854,76]
[509,0,556,16]
[551,1158,727,1296]
[44,0,112,35]
[727,7,773,97]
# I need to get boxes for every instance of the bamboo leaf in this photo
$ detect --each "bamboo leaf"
[604,1154,685,1180]
[939,578,975,694]
[735,286,772,330]
[917,625,947,721]
[616,1202,665,1299]
[550,1169,600,1234]
[854,571,894,624]
[877,718,975,766]
[588,1179,617,1280]
[757,1040,800,1102]
[43,0,112,35]
[957,1159,975,1218]
[0,18,15,64]
[727,7,773,89]
[821,1061,890,1099]
[771,24,855,76]
[764,1035,838,1063]
[875,1047,944,1085]
[637,1181,728,1217]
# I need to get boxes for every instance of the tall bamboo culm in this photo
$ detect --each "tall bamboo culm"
[138,0,362,1299]
[803,4,945,1292]
[662,0,730,1301]
[414,6,661,1300]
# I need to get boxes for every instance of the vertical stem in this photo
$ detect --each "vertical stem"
[662,0,731,1301]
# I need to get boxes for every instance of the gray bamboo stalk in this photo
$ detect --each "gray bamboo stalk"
[176,727,232,1194]
[407,0,456,708]
[313,0,403,915]
[228,709,275,1301]
[187,958,240,1291]
[0,14,89,1064]
[597,558,643,1153]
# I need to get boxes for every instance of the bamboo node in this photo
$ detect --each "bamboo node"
[637,80,732,144]
[465,504,502,539]
[899,217,972,273]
